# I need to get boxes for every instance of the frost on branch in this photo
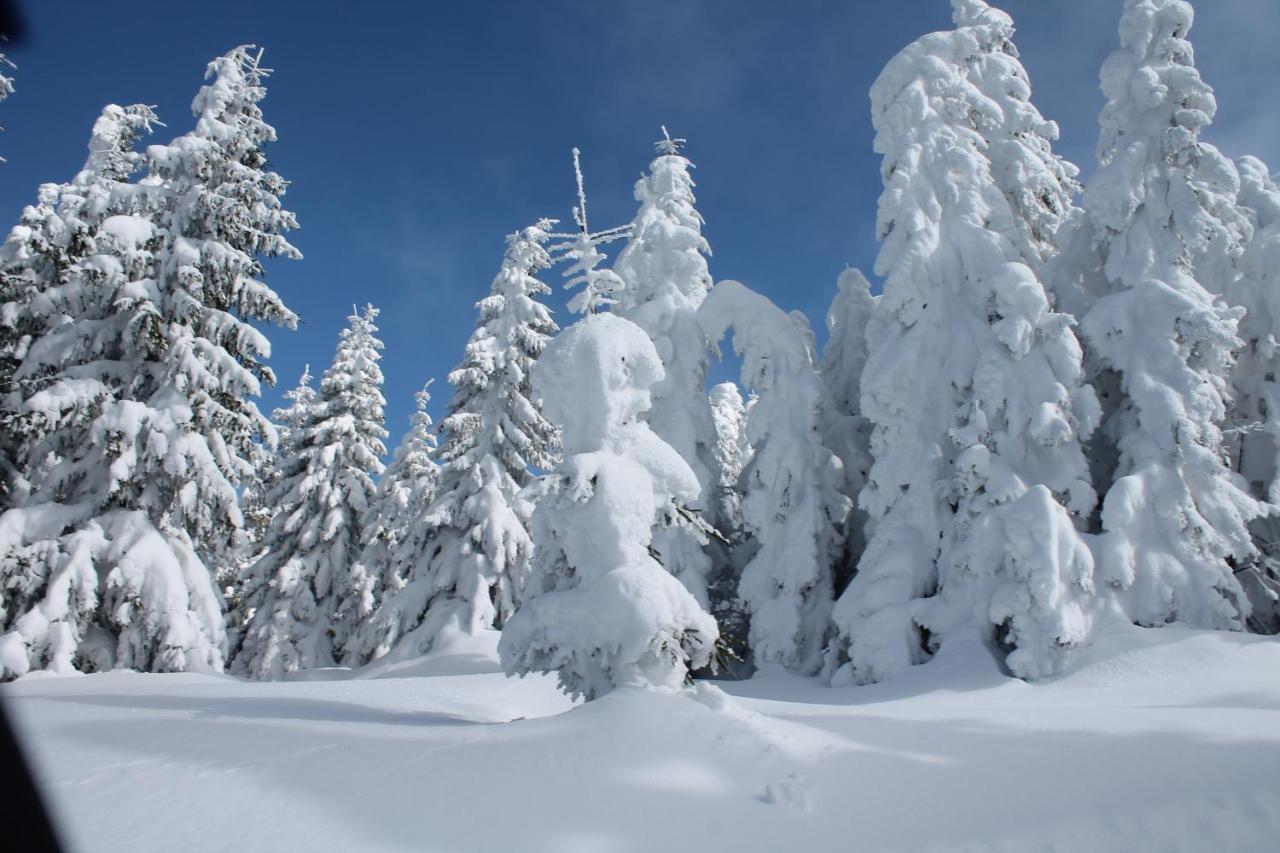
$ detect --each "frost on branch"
[499,313,718,700]
[551,148,629,316]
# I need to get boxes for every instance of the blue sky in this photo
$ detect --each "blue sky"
[2,0,1278,444]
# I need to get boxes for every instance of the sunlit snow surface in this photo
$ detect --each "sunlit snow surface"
[5,625,1279,852]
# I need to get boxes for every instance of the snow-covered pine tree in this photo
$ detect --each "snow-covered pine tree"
[699,280,848,675]
[949,1,1080,272]
[222,365,315,661]
[233,306,386,679]
[0,104,191,678]
[708,382,749,546]
[359,221,558,664]
[552,148,628,316]
[1230,157,1280,633]
[820,268,878,593]
[0,104,164,512]
[705,380,752,665]
[141,45,301,560]
[1064,0,1265,632]
[499,312,718,700]
[829,1,1100,683]
[345,380,441,664]
[1,45,300,677]
[613,128,720,607]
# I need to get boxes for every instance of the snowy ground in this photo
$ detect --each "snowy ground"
[5,625,1279,853]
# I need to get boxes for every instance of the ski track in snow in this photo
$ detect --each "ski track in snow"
[4,626,1279,853]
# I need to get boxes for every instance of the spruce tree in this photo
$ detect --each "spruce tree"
[500,313,718,700]
[700,280,849,675]
[1067,0,1263,631]
[614,128,720,607]
[553,149,628,316]
[222,365,315,661]
[829,1,1100,683]
[1230,157,1280,633]
[141,45,301,558]
[360,222,557,663]
[347,381,441,664]
[0,105,162,510]
[0,105,173,677]
[820,268,877,594]
[233,306,386,679]
[705,381,752,665]
[0,46,299,678]
[707,382,749,547]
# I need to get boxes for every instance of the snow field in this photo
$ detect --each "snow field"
[6,625,1279,853]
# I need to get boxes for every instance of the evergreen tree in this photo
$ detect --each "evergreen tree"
[0,46,300,679]
[614,128,720,607]
[1,105,166,507]
[700,280,849,674]
[707,382,749,545]
[347,381,441,663]
[361,222,558,663]
[829,1,1100,684]
[233,306,386,679]
[553,149,628,316]
[1069,0,1263,632]
[1230,157,1280,633]
[500,313,718,700]
[141,45,301,559]
[222,365,315,661]
[0,105,178,677]
[704,381,752,667]
[820,268,877,594]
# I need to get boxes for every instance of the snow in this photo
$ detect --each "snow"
[5,625,1279,852]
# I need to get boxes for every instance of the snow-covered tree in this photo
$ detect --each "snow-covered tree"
[0,105,163,510]
[1063,0,1264,633]
[345,381,441,663]
[708,381,749,541]
[553,148,628,315]
[705,381,752,661]
[222,365,315,660]
[699,280,848,674]
[829,1,1101,683]
[613,128,720,606]
[949,1,1080,270]
[500,313,718,700]
[820,268,877,590]
[1230,157,1280,632]
[0,43,301,679]
[0,104,215,680]
[233,306,386,679]
[139,45,301,559]
[360,222,558,663]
